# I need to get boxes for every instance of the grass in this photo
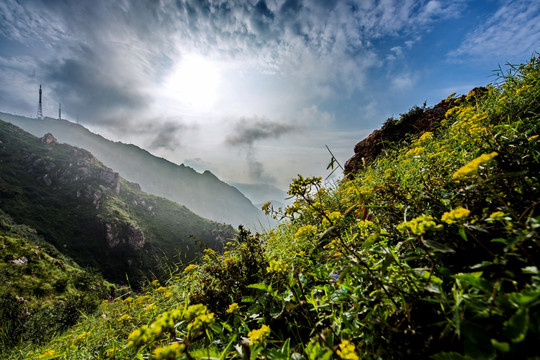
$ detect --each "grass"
[4,55,540,359]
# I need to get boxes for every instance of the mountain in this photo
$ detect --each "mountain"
[0,119,235,285]
[0,112,271,229]
[230,182,291,208]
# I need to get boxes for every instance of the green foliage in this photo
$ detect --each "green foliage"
[0,211,112,354]
[7,55,540,359]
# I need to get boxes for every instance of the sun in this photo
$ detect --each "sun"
[164,54,220,111]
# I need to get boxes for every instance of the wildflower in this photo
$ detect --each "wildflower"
[39,349,56,358]
[71,331,89,345]
[294,224,318,240]
[151,279,160,286]
[153,342,186,360]
[528,135,539,141]
[118,314,132,322]
[267,259,289,273]
[419,131,434,142]
[226,302,239,314]
[487,211,507,221]
[405,146,425,157]
[185,304,215,332]
[452,152,498,180]
[248,324,271,346]
[123,297,133,304]
[336,340,360,360]
[105,347,119,358]
[441,207,471,225]
[397,215,443,236]
[183,264,198,273]
[516,84,532,95]
[322,211,343,228]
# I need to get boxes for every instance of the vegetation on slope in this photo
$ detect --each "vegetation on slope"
[7,56,540,359]
[0,121,235,285]
[0,211,112,351]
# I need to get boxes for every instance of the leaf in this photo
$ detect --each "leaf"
[421,239,456,253]
[504,308,529,343]
[458,227,468,241]
[490,339,510,352]
[247,283,271,292]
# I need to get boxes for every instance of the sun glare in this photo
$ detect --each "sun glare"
[164,55,220,111]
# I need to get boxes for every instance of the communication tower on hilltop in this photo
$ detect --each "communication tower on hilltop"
[37,85,43,119]
[58,103,62,120]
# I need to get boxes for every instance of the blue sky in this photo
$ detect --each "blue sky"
[0,0,539,189]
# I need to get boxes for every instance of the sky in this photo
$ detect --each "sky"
[0,0,539,190]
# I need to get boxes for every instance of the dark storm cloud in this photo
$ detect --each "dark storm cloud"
[148,121,188,151]
[225,116,294,183]
[226,117,296,147]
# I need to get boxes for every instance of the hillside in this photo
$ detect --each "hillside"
[5,57,539,359]
[0,120,235,285]
[0,112,270,228]
[0,210,112,349]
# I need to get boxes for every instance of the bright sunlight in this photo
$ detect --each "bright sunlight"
[164,54,220,111]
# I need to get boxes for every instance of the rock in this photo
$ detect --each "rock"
[344,94,472,176]
[40,133,57,144]
[104,220,145,250]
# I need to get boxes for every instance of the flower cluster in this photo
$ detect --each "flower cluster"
[153,342,186,360]
[180,303,214,333]
[441,207,471,225]
[452,152,498,180]
[247,324,271,346]
[226,302,239,314]
[336,340,359,360]
[397,215,443,236]
[266,259,289,273]
[294,224,318,241]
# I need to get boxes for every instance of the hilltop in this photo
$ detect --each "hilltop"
[0,112,271,229]
[4,56,539,359]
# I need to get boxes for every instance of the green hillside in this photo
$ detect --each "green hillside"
[0,121,235,285]
[0,210,112,350]
[5,57,540,359]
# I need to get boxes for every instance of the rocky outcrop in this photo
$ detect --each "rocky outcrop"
[344,89,486,176]
[40,133,57,144]
[103,220,145,250]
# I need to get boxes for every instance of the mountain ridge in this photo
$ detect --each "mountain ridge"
[0,112,271,229]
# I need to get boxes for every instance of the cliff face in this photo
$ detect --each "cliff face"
[343,90,485,175]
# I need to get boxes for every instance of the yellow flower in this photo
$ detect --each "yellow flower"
[452,152,498,180]
[405,146,425,157]
[419,131,434,142]
[153,342,186,360]
[226,302,240,314]
[118,314,132,322]
[337,340,359,360]
[71,331,89,345]
[39,349,56,358]
[294,224,318,240]
[528,135,539,141]
[441,207,471,224]
[248,324,271,345]
[488,211,506,221]
[183,264,198,273]
[267,259,289,273]
[397,215,443,236]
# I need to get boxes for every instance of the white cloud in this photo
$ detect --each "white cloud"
[450,0,540,61]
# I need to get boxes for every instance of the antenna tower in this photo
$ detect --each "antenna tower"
[37,85,43,119]
[58,103,62,120]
